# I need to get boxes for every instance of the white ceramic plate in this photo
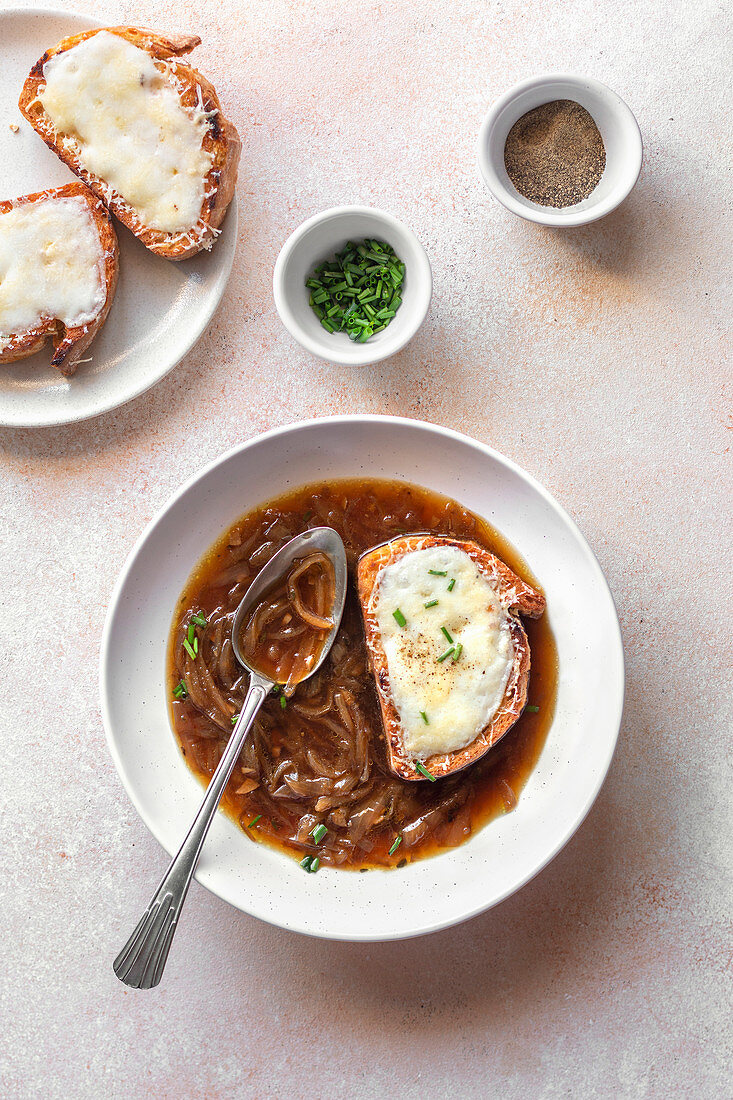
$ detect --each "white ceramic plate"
[101,416,625,941]
[0,7,237,427]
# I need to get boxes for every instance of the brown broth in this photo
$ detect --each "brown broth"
[167,478,558,870]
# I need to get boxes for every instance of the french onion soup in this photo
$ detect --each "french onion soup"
[168,478,557,870]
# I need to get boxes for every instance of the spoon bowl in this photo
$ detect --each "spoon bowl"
[231,526,348,677]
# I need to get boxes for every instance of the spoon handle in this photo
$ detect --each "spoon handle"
[113,674,271,989]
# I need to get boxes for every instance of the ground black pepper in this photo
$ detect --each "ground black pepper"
[504,99,606,208]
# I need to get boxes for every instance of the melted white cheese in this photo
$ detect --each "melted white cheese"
[374,545,515,760]
[39,31,213,233]
[0,197,105,349]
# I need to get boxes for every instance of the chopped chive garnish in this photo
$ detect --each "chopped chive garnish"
[420,710,429,724]
[191,612,207,627]
[187,623,195,645]
[437,646,455,663]
[231,712,240,724]
[441,626,454,644]
[526,704,540,713]
[247,814,262,828]
[300,856,313,871]
[311,824,328,844]
[415,762,437,782]
[389,835,402,856]
[424,599,439,608]
[193,636,199,655]
[280,695,287,709]
[310,857,320,872]
[393,608,407,628]
[305,239,405,341]
[447,578,456,592]
[172,679,187,699]
[183,638,196,660]
[428,569,447,576]
[452,642,463,662]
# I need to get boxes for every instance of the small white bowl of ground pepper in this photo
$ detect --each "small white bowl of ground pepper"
[273,206,432,366]
[478,74,642,227]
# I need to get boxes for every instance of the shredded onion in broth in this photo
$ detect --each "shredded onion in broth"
[169,479,557,869]
[239,551,335,693]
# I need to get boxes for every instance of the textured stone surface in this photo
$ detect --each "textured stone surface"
[1,1,731,1097]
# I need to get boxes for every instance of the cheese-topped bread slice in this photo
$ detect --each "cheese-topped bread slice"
[357,535,545,781]
[0,182,118,375]
[19,27,241,260]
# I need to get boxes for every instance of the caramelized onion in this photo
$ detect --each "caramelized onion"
[287,553,335,630]
[238,551,336,688]
[293,696,334,718]
[235,778,260,795]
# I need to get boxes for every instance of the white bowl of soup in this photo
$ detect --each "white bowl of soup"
[100,416,624,941]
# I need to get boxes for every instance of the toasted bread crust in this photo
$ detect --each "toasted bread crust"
[0,182,119,376]
[357,534,546,781]
[18,26,241,260]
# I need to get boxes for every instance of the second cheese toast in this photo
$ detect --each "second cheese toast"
[0,182,118,375]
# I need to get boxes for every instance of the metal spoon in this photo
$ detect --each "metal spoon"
[113,526,348,989]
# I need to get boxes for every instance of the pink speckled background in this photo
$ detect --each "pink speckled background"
[1,0,731,1097]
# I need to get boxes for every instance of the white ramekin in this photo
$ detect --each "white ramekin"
[478,74,643,227]
[273,206,432,366]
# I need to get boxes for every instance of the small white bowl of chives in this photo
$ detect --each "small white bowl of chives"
[273,206,432,365]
